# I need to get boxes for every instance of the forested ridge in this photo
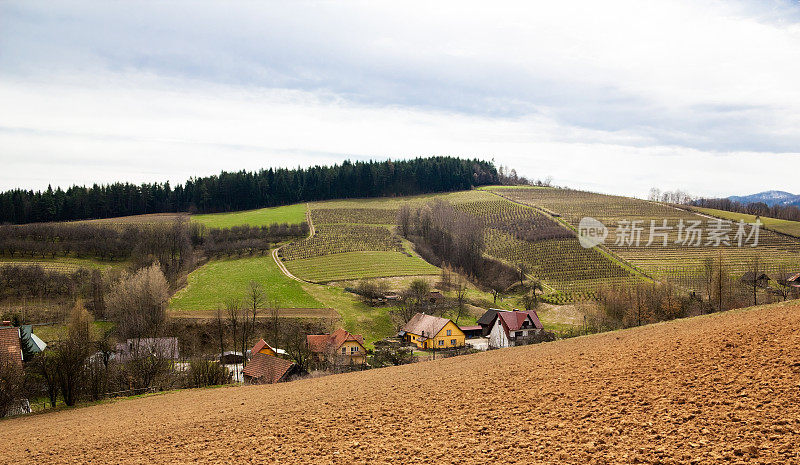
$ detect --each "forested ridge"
[1,157,498,224]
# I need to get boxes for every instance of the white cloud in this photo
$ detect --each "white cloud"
[0,0,799,197]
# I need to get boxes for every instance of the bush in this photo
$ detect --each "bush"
[185,359,231,388]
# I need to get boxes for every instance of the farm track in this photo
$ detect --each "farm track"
[3,301,799,464]
[271,204,315,283]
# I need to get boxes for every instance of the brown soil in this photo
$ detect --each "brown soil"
[3,302,799,464]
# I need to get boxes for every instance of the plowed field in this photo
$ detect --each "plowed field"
[2,302,799,464]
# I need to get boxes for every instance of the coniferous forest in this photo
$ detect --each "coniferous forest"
[0,157,498,224]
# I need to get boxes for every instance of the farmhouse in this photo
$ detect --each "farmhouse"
[459,325,482,339]
[487,310,545,349]
[400,313,465,349]
[780,272,800,288]
[0,326,23,368]
[306,329,366,365]
[18,325,47,362]
[242,353,297,385]
[741,271,771,288]
[476,309,503,336]
[250,339,286,357]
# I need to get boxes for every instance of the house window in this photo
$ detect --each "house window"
[515,331,523,338]
[342,347,346,354]
[351,346,358,353]
[451,339,456,345]
[446,329,452,336]
[438,340,444,346]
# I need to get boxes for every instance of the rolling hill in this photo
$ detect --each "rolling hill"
[2,300,798,463]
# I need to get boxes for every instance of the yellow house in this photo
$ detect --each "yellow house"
[401,313,465,349]
[306,329,367,365]
[250,339,286,357]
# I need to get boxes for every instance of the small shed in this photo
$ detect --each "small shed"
[459,325,483,339]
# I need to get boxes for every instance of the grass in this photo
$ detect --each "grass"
[284,251,440,283]
[691,207,800,238]
[300,284,395,348]
[33,321,115,343]
[191,203,307,228]
[169,255,323,311]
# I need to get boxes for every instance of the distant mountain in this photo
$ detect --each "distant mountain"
[729,190,800,207]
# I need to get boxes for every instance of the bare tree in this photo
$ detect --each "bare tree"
[453,276,468,324]
[746,254,762,307]
[106,263,169,339]
[226,298,242,376]
[214,307,226,363]
[54,301,93,406]
[0,361,26,417]
[243,281,264,366]
[269,297,281,351]
[516,261,528,290]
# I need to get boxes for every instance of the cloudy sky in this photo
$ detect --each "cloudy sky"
[1,0,799,198]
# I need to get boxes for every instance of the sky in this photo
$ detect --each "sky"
[1,0,799,198]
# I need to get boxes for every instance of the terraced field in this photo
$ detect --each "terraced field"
[279,224,404,260]
[4,300,798,464]
[492,188,800,292]
[451,195,640,298]
[284,251,439,283]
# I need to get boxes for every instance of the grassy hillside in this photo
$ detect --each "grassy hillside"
[169,255,323,311]
[4,300,798,463]
[191,203,307,228]
[691,206,800,238]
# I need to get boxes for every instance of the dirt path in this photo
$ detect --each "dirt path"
[3,301,799,464]
[271,203,315,283]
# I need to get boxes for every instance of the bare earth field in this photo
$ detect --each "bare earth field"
[2,301,799,464]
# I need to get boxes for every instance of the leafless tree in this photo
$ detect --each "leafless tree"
[453,276,468,324]
[106,263,170,339]
[226,298,242,375]
[54,301,94,406]
[243,281,264,366]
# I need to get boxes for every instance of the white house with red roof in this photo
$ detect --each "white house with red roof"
[487,310,544,349]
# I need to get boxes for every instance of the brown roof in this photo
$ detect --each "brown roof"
[306,329,365,354]
[242,352,295,384]
[402,313,453,338]
[0,327,22,368]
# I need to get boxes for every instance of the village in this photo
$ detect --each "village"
[0,304,554,404]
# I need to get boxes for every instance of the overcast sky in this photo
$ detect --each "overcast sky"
[1,1,799,198]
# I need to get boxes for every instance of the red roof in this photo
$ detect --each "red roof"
[0,327,22,368]
[521,310,544,330]
[497,311,531,332]
[306,329,365,354]
[459,325,482,331]
[242,352,295,384]
[494,310,545,337]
